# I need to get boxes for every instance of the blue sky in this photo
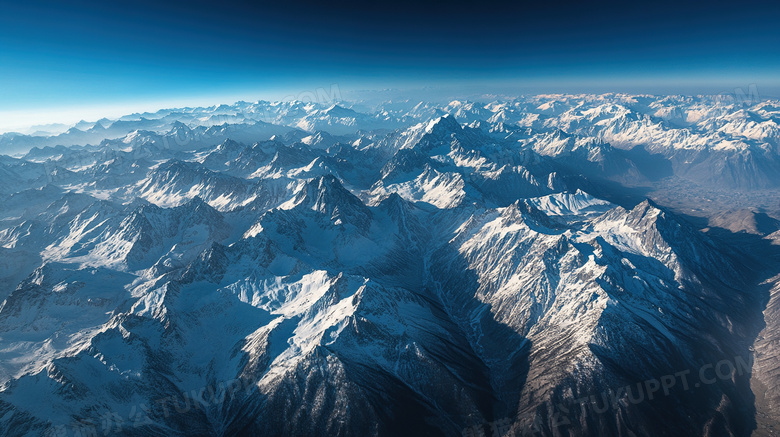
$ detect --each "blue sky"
[1,0,779,131]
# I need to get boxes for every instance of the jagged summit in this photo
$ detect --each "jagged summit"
[424,113,461,133]
[282,174,372,227]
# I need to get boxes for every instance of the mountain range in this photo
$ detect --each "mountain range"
[0,94,779,436]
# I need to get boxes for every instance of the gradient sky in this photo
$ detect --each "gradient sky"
[1,0,779,131]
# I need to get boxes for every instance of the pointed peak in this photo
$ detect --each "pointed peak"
[314,173,345,190]
[377,191,412,211]
[547,128,572,139]
[280,174,371,230]
[504,199,560,230]
[157,159,189,171]
[185,195,208,207]
[303,175,354,203]
[633,198,661,214]
[323,104,357,117]
[286,174,347,207]
[606,198,667,228]
[424,114,461,134]
[178,196,221,217]
[217,138,242,151]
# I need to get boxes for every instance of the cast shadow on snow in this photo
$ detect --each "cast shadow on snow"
[421,237,532,436]
[588,177,779,436]
[183,225,530,436]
